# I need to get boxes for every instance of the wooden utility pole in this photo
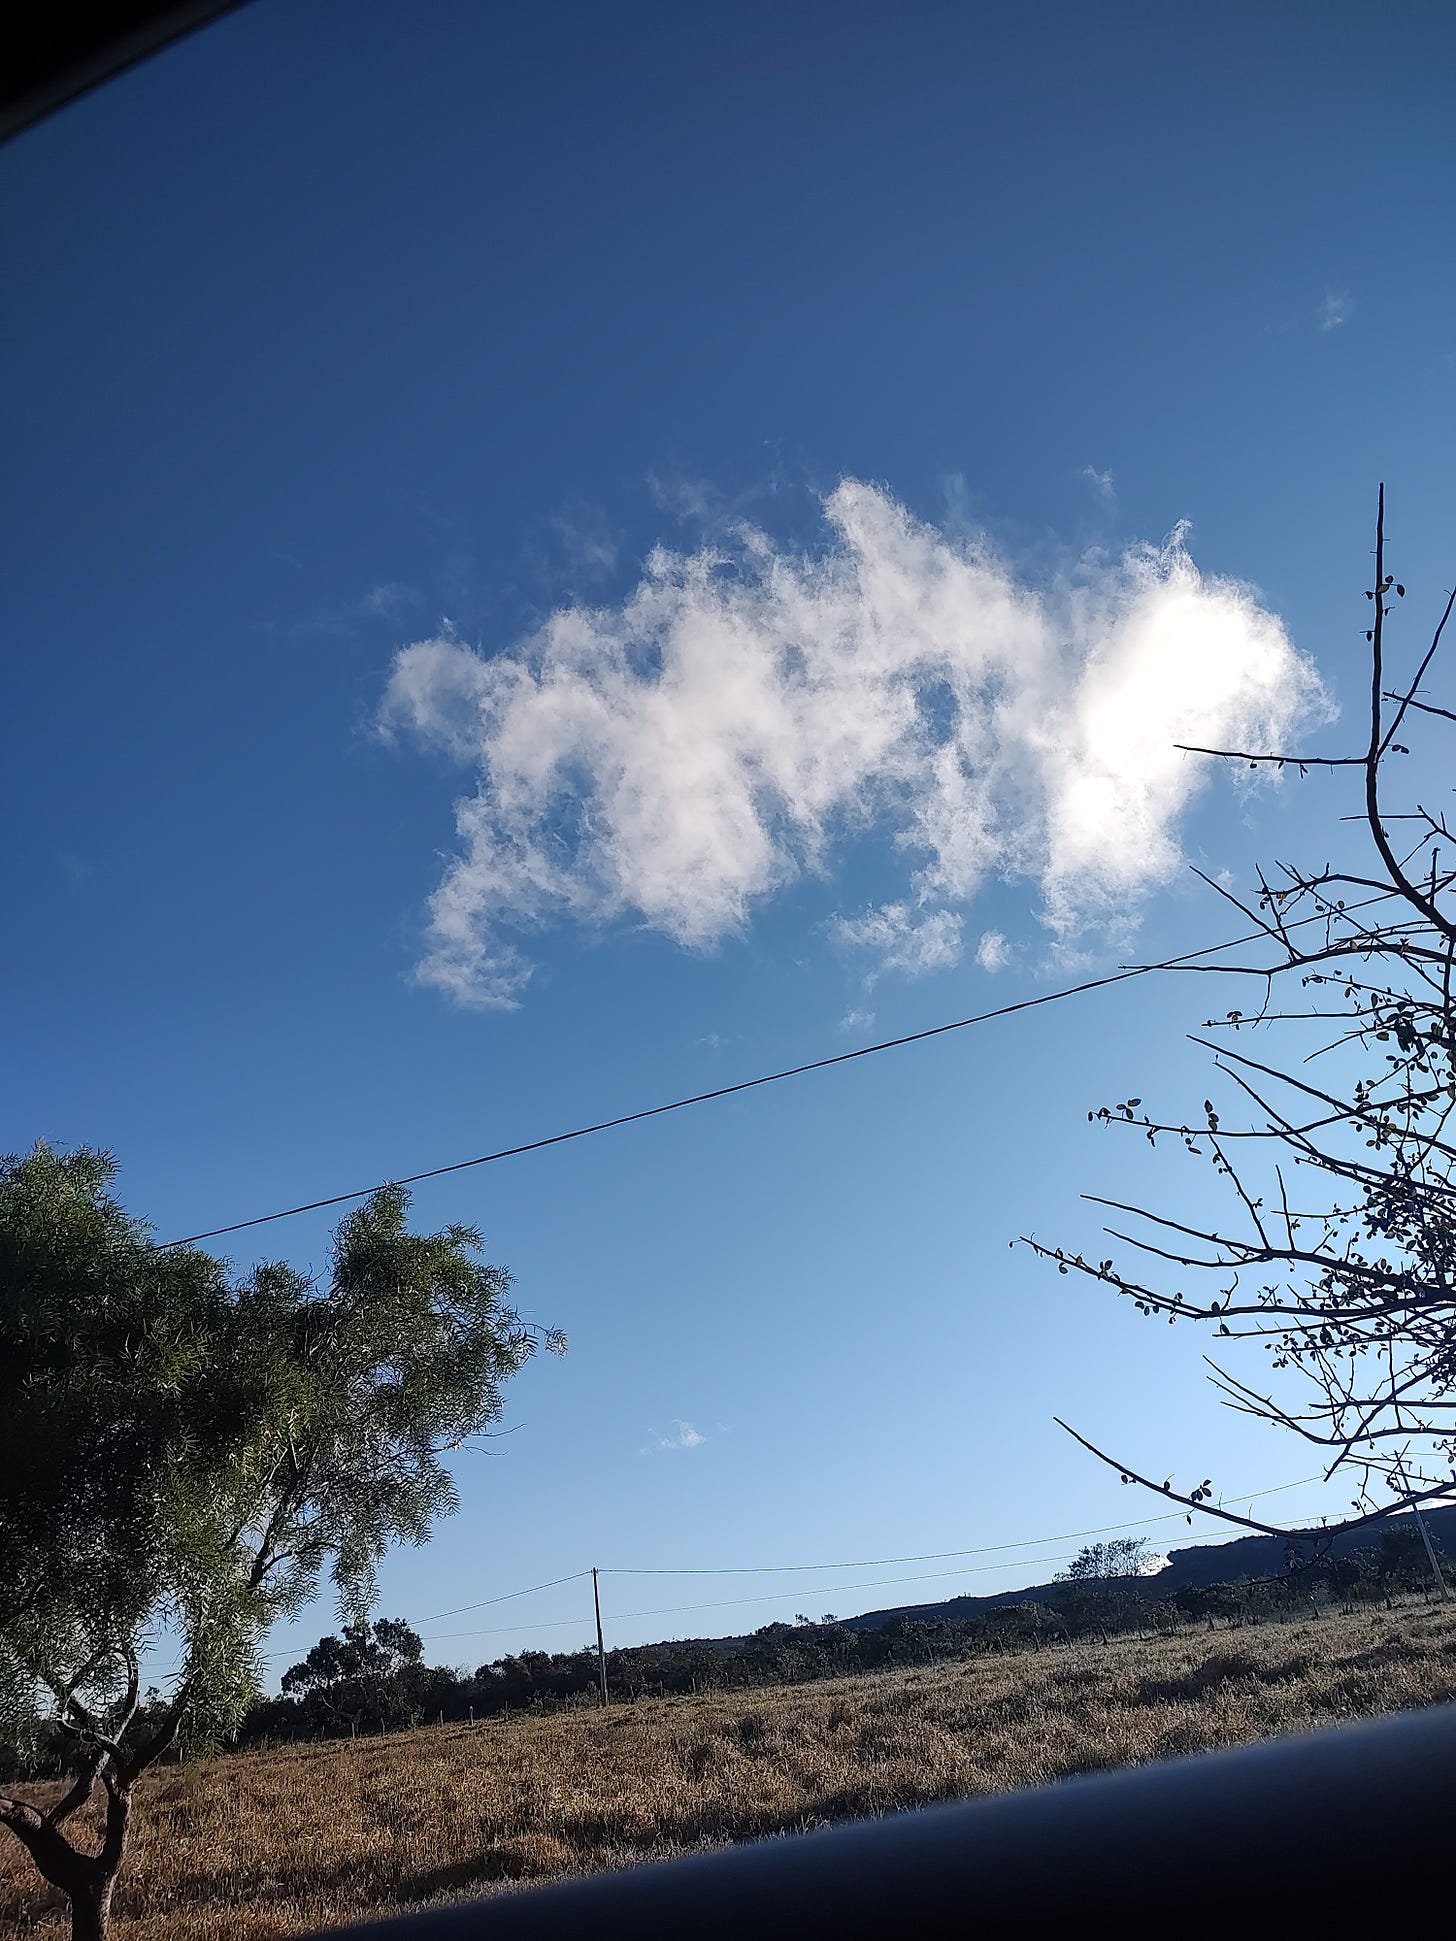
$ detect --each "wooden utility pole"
[1397,1457,1452,1600]
[592,1566,609,1706]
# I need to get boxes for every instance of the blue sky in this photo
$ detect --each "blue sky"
[4,0,1455,1678]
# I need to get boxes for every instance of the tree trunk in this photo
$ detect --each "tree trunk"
[0,1806,123,1941]
[69,1874,115,1941]
[0,1683,177,1941]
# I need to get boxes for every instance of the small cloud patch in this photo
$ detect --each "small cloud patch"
[976,930,1011,971]
[360,582,421,619]
[1317,290,1352,333]
[832,903,965,983]
[647,1420,706,1453]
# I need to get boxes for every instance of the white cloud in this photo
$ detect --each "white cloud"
[1082,464,1116,502]
[839,1007,876,1035]
[653,1421,705,1451]
[832,903,964,981]
[380,481,1324,1007]
[1317,290,1351,333]
[976,930,1011,972]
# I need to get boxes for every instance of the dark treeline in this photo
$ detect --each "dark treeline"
[229,1523,1442,1749]
[3,1525,1440,1777]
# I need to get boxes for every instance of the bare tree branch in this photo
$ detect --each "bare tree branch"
[1040,490,1456,1544]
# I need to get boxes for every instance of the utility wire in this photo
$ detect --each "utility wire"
[415,1570,593,1626]
[164,969,1150,1245]
[161,892,1393,1250]
[422,1497,1339,1642]
[423,1558,1099,1641]
[259,1571,593,1662]
[399,1614,599,1646]
[600,1474,1325,1577]
[259,1473,1335,1659]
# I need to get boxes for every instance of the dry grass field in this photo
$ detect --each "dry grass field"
[5,1599,1456,1938]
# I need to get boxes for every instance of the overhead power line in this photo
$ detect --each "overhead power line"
[414,1570,593,1627]
[166,968,1151,1246]
[601,1474,1325,1577]
[423,1491,1340,1644]
[423,1557,1100,1641]
[260,1572,594,1662]
[161,891,1393,1250]
[259,1472,1333,1659]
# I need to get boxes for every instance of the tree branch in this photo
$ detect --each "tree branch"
[43,1748,107,1830]
[1365,486,1456,944]
[1053,1418,1453,1543]
[1175,745,1366,768]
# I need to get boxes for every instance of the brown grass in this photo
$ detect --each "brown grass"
[6,1599,1456,1937]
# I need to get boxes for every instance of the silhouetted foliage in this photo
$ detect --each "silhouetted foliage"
[276,1620,427,1735]
[1056,1538,1153,1582]
[228,1524,1448,1752]
[1031,489,1456,1561]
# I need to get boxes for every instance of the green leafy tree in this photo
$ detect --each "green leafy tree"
[1055,1538,1153,1583]
[1051,1538,1158,1638]
[0,1143,561,1940]
[279,1618,426,1733]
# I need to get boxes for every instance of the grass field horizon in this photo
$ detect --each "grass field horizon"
[5,1597,1456,1938]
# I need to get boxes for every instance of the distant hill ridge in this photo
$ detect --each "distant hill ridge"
[835,1503,1456,1633]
